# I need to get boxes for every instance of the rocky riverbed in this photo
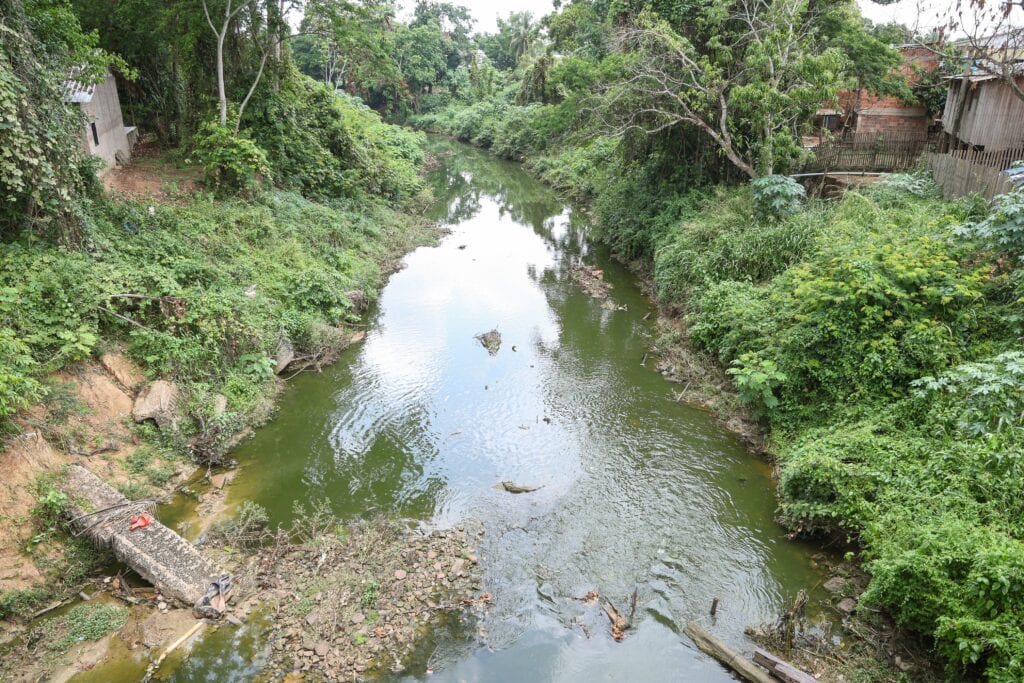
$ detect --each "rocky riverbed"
[234,514,485,681]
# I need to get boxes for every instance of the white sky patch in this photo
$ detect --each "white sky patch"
[857,0,1024,36]
[292,1,1021,39]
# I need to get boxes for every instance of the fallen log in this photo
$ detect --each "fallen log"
[683,622,774,683]
[753,648,821,683]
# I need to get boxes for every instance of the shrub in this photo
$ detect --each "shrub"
[727,353,786,419]
[687,281,771,363]
[956,187,1024,262]
[654,188,821,301]
[913,351,1024,438]
[192,121,271,196]
[875,171,940,199]
[0,328,43,419]
[750,174,805,220]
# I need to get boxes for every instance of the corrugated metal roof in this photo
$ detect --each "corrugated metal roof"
[63,66,98,103]
[63,79,95,103]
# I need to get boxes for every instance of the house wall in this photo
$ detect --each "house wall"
[79,72,130,170]
[854,109,931,136]
[944,75,1024,150]
[835,46,938,138]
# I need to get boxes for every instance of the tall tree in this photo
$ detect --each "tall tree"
[201,0,256,126]
[599,2,862,176]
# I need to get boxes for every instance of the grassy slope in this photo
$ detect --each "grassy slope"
[0,161,434,630]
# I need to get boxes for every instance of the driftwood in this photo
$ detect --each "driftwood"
[753,648,821,683]
[684,622,774,683]
[497,481,542,494]
[142,620,205,682]
[602,600,630,641]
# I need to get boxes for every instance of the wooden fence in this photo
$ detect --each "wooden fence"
[926,149,1022,200]
[803,131,937,173]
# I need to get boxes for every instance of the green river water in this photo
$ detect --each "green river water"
[75,137,831,682]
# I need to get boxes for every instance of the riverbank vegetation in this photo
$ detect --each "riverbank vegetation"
[0,0,432,438]
[0,0,435,646]
[388,0,1024,678]
[5,0,1024,679]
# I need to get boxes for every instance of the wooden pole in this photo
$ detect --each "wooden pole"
[143,621,205,682]
[753,648,821,683]
[683,622,775,683]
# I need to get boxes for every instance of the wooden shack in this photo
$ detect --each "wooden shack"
[942,71,1024,151]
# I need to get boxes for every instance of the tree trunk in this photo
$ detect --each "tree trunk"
[217,33,227,126]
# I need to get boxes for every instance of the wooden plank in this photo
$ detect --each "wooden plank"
[684,623,775,683]
[753,648,821,683]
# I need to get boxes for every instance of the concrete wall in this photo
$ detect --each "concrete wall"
[79,72,130,170]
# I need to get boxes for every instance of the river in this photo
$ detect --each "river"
[83,137,830,682]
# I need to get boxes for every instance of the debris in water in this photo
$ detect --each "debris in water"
[576,591,600,603]
[476,329,502,355]
[496,481,543,494]
[601,300,627,312]
[602,600,630,641]
[458,244,467,250]
[571,264,612,299]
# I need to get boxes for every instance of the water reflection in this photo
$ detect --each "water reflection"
[214,137,828,682]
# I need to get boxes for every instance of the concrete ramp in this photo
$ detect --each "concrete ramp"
[61,465,223,606]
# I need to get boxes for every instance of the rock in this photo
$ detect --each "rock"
[275,336,295,375]
[345,290,367,312]
[132,380,180,429]
[823,576,846,593]
[351,613,365,624]
[394,570,407,580]
[451,559,466,576]
[314,640,330,657]
[100,352,145,391]
[213,394,228,415]
[837,597,857,614]
[210,472,233,490]
[475,329,501,356]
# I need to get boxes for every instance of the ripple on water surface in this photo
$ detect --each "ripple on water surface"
[215,139,830,682]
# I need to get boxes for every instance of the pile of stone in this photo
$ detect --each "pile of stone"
[256,518,485,680]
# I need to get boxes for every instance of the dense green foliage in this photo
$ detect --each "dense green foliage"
[667,180,1024,680]
[0,0,432,439]
[0,190,428,440]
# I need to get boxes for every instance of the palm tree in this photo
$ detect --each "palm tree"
[505,12,537,67]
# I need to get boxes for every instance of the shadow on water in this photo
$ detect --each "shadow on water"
[116,136,834,682]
